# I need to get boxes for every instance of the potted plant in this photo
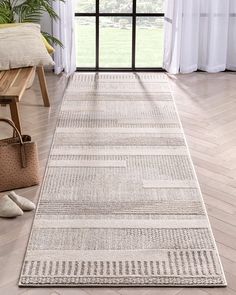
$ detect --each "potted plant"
[0,0,63,47]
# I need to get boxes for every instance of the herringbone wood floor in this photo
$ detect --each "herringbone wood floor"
[0,72,235,295]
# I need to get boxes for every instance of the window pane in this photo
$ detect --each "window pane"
[99,0,132,13]
[99,17,132,68]
[137,0,165,13]
[75,17,96,67]
[136,17,164,67]
[74,0,95,13]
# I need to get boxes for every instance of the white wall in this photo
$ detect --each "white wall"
[40,12,54,71]
[40,12,52,34]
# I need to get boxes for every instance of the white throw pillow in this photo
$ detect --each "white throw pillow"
[0,23,54,70]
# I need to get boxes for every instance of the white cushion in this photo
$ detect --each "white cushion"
[0,23,54,70]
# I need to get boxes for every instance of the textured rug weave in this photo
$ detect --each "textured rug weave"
[19,73,226,287]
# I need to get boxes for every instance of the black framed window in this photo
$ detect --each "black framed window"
[75,0,165,71]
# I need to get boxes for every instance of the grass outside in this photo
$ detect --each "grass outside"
[75,23,164,68]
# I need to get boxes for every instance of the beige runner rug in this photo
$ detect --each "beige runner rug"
[19,73,226,287]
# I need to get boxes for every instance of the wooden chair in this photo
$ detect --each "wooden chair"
[0,66,50,133]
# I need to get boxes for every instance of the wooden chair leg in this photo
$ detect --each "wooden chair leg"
[36,66,50,107]
[10,101,22,133]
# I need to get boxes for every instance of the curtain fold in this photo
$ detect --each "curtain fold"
[164,0,236,74]
[52,0,76,75]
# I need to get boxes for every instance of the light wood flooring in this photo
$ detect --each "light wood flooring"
[0,71,236,295]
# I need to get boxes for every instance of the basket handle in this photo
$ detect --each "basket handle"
[0,118,27,168]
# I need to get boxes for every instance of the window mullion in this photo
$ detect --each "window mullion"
[132,0,137,69]
[96,0,99,69]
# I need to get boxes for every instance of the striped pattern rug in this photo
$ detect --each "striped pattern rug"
[19,73,226,287]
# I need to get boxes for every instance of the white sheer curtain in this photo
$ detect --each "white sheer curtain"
[52,0,76,75]
[163,0,236,74]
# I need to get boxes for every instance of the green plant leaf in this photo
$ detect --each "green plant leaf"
[0,0,15,23]
[42,31,64,48]
[14,1,43,23]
